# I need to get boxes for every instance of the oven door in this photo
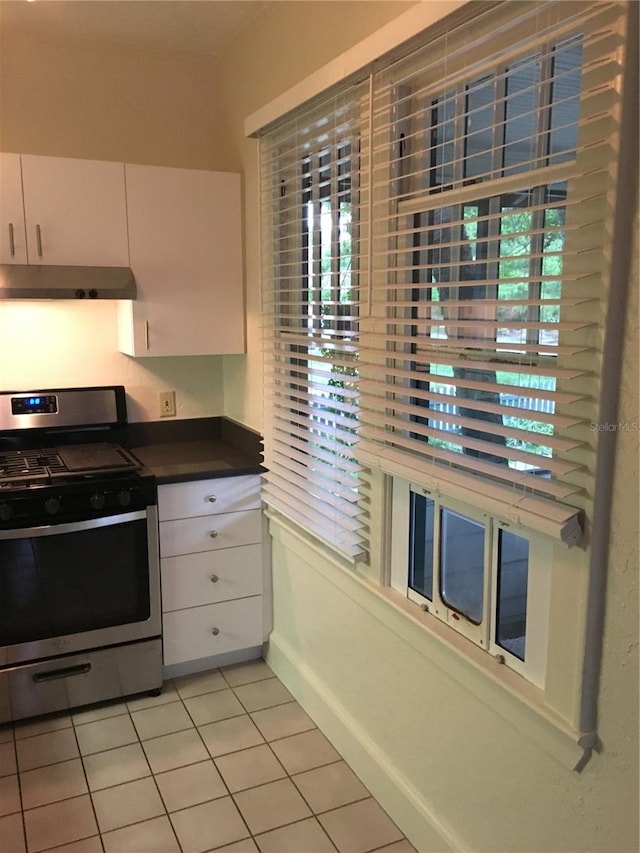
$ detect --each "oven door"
[0,507,160,667]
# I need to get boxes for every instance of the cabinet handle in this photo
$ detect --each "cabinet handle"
[211,627,220,636]
[144,321,150,351]
[36,224,43,257]
[208,531,218,539]
[210,574,219,583]
[206,495,217,503]
[8,223,15,257]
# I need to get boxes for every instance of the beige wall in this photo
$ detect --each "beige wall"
[0,31,234,169]
[217,3,639,852]
[0,29,231,420]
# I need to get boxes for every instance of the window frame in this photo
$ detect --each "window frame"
[390,476,552,688]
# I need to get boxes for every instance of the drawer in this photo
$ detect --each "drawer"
[161,544,262,612]
[162,597,263,666]
[158,475,261,521]
[160,510,261,558]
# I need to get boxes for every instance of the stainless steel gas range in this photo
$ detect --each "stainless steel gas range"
[0,386,162,724]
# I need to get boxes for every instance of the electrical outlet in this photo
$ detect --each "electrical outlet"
[159,390,176,418]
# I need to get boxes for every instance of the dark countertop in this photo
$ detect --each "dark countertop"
[125,417,264,485]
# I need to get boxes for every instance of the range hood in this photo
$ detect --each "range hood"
[0,264,137,300]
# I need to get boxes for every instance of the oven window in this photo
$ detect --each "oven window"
[0,517,150,646]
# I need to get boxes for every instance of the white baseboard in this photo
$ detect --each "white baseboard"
[266,631,470,853]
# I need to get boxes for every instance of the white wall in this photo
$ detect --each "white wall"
[217,3,639,851]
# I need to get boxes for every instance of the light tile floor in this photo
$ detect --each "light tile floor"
[0,659,416,853]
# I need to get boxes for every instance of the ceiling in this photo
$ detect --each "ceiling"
[0,0,271,58]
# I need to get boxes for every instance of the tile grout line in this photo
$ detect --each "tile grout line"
[6,663,412,853]
[155,666,320,848]
[221,668,407,852]
[168,670,254,852]
[10,723,30,853]
[17,721,102,853]
[96,681,178,851]
[71,703,106,853]
[251,816,340,851]
[213,670,344,848]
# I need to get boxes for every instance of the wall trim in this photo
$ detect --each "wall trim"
[266,630,467,853]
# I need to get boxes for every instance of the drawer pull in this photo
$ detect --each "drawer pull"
[206,495,217,503]
[210,574,219,583]
[33,662,91,683]
[208,530,218,539]
[211,627,220,636]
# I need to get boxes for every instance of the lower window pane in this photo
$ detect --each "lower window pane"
[496,529,529,661]
[440,509,485,623]
[409,493,435,600]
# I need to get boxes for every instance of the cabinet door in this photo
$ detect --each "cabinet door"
[0,153,28,264]
[20,155,129,266]
[121,164,245,357]
[158,475,261,522]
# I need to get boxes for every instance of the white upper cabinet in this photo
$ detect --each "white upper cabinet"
[20,155,129,267]
[119,164,245,357]
[0,153,28,264]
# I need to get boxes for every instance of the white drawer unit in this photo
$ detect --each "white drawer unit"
[157,474,265,675]
[163,597,263,667]
[158,475,261,521]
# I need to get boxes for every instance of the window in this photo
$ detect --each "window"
[357,2,626,549]
[260,87,368,560]
[363,2,624,686]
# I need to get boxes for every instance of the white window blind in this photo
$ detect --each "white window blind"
[259,1,627,553]
[359,0,626,536]
[260,84,370,560]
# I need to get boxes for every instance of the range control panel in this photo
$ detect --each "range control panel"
[11,395,59,416]
[0,387,125,432]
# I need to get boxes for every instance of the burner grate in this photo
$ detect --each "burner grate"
[0,449,64,482]
[0,444,140,489]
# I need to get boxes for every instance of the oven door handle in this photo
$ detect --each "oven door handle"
[0,510,147,539]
